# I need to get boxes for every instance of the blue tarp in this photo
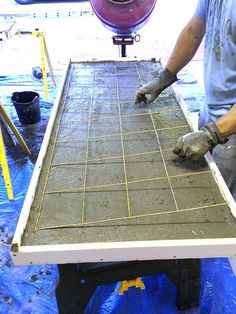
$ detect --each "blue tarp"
[0,71,236,314]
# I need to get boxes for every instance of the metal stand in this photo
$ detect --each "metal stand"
[56,259,201,313]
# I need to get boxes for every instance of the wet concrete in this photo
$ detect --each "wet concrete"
[22,61,236,247]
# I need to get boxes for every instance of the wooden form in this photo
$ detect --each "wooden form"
[10,59,236,266]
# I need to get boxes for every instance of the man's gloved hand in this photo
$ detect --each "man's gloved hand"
[173,122,228,160]
[135,67,177,104]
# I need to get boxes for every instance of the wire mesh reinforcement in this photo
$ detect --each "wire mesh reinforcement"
[30,61,228,232]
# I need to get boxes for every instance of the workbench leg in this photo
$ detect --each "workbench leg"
[56,264,97,314]
[176,259,201,310]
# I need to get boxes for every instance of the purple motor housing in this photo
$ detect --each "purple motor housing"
[90,0,157,35]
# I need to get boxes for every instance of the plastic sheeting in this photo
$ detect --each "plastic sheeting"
[86,259,236,314]
[0,70,236,314]
[0,74,59,314]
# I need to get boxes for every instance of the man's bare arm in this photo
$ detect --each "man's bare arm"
[135,15,206,104]
[216,104,236,137]
[166,15,206,74]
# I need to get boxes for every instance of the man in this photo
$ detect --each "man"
[135,0,236,198]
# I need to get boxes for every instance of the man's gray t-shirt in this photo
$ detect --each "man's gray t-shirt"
[195,0,236,120]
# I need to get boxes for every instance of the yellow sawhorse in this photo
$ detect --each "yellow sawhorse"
[0,124,14,200]
[16,29,56,102]
[0,101,31,200]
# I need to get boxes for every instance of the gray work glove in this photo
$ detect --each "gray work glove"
[173,122,228,160]
[135,68,177,104]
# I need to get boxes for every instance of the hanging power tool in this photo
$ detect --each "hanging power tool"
[90,0,157,57]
